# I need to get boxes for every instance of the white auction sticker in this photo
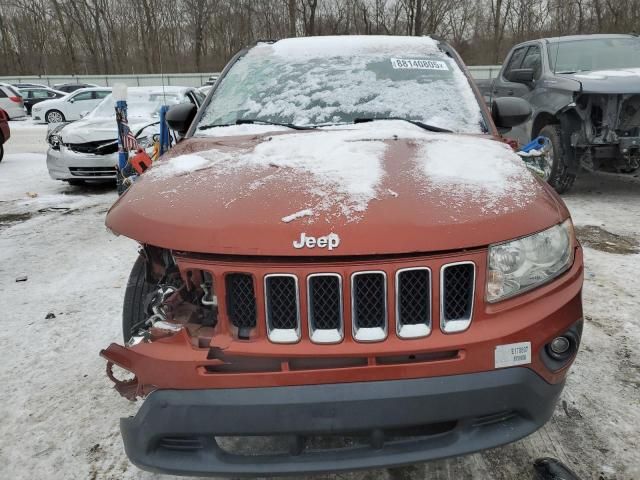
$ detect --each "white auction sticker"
[390,58,449,71]
[494,342,532,369]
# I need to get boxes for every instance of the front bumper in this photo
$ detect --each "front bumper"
[46,146,117,180]
[122,367,563,477]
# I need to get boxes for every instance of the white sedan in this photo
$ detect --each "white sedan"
[31,87,112,123]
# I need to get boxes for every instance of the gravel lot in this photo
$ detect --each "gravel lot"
[0,122,638,480]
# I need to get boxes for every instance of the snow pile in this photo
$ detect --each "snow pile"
[419,136,539,212]
[151,122,420,219]
[281,209,313,223]
[148,153,211,177]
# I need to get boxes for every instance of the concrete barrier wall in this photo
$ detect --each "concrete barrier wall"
[0,66,501,87]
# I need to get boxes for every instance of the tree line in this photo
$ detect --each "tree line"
[1,0,639,76]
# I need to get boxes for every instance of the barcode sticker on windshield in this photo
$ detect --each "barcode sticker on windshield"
[390,58,449,70]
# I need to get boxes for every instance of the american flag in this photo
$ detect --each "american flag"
[119,122,139,151]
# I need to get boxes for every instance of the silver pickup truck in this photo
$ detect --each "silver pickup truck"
[477,34,640,193]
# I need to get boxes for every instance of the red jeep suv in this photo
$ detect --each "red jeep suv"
[101,36,583,476]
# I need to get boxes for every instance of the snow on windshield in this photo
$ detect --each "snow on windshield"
[149,121,536,221]
[197,36,483,134]
[89,92,183,119]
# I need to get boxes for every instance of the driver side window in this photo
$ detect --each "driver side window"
[521,46,542,80]
[503,47,527,81]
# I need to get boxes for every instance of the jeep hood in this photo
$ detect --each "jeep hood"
[106,122,566,256]
[59,116,154,144]
[568,68,640,94]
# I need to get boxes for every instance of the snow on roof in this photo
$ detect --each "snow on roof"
[262,35,441,59]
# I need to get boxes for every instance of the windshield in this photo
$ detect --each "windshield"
[548,37,640,73]
[195,37,484,133]
[88,92,184,119]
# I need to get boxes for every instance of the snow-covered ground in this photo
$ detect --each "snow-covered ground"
[0,123,638,480]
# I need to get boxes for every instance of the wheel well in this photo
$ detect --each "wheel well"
[532,112,559,137]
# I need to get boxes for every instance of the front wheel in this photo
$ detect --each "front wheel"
[0,143,3,162]
[539,125,576,194]
[46,110,65,124]
[122,255,155,342]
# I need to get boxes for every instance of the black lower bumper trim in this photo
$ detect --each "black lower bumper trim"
[121,368,563,477]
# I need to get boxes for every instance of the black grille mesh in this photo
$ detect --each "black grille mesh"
[308,275,341,330]
[398,269,430,325]
[225,274,257,328]
[443,264,474,320]
[353,273,386,329]
[265,276,298,330]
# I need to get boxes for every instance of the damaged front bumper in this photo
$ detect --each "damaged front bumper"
[46,145,117,180]
[118,368,562,477]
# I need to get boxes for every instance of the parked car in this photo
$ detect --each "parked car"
[46,86,203,184]
[18,87,67,115]
[12,82,48,89]
[100,36,583,477]
[0,108,9,162]
[0,83,26,119]
[53,82,100,93]
[205,74,219,85]
[476,34,640,192]
[32,87,111,123]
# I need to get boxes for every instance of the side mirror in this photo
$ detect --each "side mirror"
[507,68,535,84]
[492,97,532,131]
[68,98,75,103]
[79,110,89,118]
[166,103,197,136]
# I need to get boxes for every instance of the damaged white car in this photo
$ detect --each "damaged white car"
[46,86,205,184]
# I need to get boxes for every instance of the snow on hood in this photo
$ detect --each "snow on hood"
[59,117,153,143]
[418,135,538,214]
[574,68,640,80]
[148,121,537,221]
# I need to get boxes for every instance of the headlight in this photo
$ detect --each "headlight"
[48,134,61,150]
[487,219,575,302]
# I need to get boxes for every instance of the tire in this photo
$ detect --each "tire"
[122,255,155,343]
[46,110,65,123]
[539,125,576,194]
[0,143,4,162]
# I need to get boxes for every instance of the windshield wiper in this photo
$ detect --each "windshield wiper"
[353,117,452,133]
[198,119,315,131]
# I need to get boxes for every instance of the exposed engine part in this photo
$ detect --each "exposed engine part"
[565,93,640,173]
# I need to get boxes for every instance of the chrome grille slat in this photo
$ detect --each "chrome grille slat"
[307,274,343,343]
[396,268,431,338]
[351,271,387,342]
[264,274,300,343]
[440,262,475,333]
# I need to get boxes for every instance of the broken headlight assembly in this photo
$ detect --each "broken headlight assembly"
[48,134,61,150]
[486,219,574,302]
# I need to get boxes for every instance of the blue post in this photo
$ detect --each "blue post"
[159,105,170,156]
[116,99,128,171]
